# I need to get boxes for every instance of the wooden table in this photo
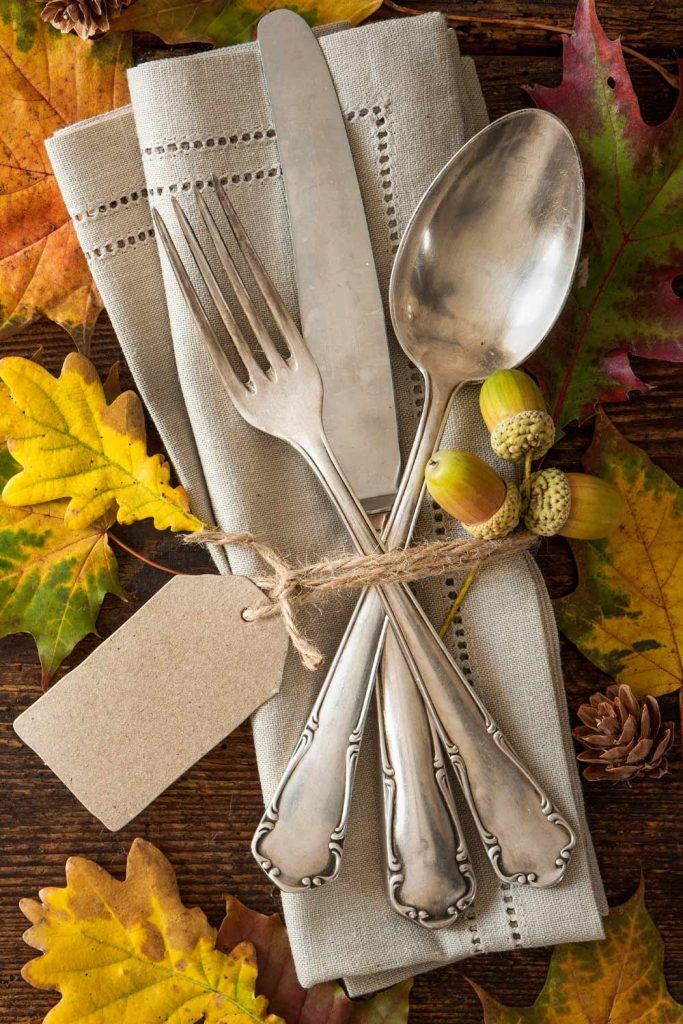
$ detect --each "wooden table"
[1,2,681,1019]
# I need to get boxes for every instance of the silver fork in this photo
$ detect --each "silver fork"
[153,181,574,897]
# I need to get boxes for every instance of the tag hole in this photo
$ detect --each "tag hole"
[241,608,251,622]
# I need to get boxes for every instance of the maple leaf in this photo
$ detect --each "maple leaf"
[0,446,122,685]
[20,839,412,1024]
[0,2,131,350]
[21,839,286,1024]
[0,353,204,533]
[526,0,683,433]
[116,0,382,47]
[472,879,682,1023]
[218,894,412,1024]
[556,410,682,697]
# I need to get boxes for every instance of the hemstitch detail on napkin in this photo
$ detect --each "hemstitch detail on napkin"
[142,127,277,158]
[86,227,155,261]
[464,904,483,954]
[80,168,282,261]
[145,167,282,197]
[79,97,395,264]
[370,100,402,255]
[74,185,150,222]
[137,101,389,158]
[501,883,523,948]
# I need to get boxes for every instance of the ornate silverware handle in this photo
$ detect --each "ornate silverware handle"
[377,381,476,923]
[253,383,473,908]
[254,415,576,892]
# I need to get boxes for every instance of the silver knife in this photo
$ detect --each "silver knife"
[255,11,474,924]
[257,9,399,514]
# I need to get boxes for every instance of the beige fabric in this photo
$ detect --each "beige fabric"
[47,14,606,995]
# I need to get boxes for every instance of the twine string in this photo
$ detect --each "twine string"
[187,529,536,670]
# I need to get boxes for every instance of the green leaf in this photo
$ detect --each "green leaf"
[0,446,123,685]
[527,0,683,433]
[556,410,682,697]
[115,0,382,47]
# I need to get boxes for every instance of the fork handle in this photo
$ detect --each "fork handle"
[256,427,576,890]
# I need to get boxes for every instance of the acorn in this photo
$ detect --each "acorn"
[479,369,555,462]
[525,469,625,539]
[425,449,521,539]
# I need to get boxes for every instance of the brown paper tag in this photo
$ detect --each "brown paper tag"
[14,575,288,831]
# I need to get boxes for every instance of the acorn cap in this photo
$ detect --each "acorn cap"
[525,468,571,536]
[490,410,555,462]
[525,469,625,540]
[425,450,520,539]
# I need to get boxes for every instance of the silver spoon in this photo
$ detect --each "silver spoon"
[379,108,584,923]
[253,110,584,922]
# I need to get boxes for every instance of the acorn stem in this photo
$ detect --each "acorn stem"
[439,565,479,638]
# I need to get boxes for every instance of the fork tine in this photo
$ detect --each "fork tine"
[170,197,265,386]
[211,176,307,358]
[152,208,246,401]
[194,187,286,372]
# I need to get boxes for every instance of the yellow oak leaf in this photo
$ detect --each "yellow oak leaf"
[556,410,682,697]
[0,2,131,349]
[0,379,26,443]
[21,839,285,1024]
[472,880,682,1023]
[0,353,204,532]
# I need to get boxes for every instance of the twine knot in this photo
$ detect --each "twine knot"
[186,529,536,670]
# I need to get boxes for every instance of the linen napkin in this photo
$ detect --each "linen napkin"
[46,14,607,995]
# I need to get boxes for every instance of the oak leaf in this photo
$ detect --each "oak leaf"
[0,353,204,533]
[0,446,122,685]
[527,0,683,433]
[0,2,131,349]
[21,839,412,1024]
[21,839,285,1024]
[116,0,382,47]
[556,410,682,697]
[472,880,682,1023]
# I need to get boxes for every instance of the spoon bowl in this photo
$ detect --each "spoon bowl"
[390,108,584,383]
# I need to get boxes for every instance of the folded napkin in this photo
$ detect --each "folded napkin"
[47,13,606,995]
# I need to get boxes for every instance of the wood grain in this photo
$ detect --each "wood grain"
[1,8,682,1022]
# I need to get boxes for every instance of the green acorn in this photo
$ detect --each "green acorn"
[525,469,625,539]
[425,450,521,540]
[479,369,555,463]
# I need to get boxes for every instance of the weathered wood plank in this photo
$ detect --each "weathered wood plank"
[1,23,682,1024]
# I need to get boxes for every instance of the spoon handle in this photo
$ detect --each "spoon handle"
[378,381,575,895]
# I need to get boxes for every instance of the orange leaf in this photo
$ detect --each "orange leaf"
[0,3,131,350]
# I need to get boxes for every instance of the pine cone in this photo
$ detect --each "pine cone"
[573,684,674,782]
[40,0,133,39]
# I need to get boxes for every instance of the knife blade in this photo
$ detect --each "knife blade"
[257,9,400,514]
